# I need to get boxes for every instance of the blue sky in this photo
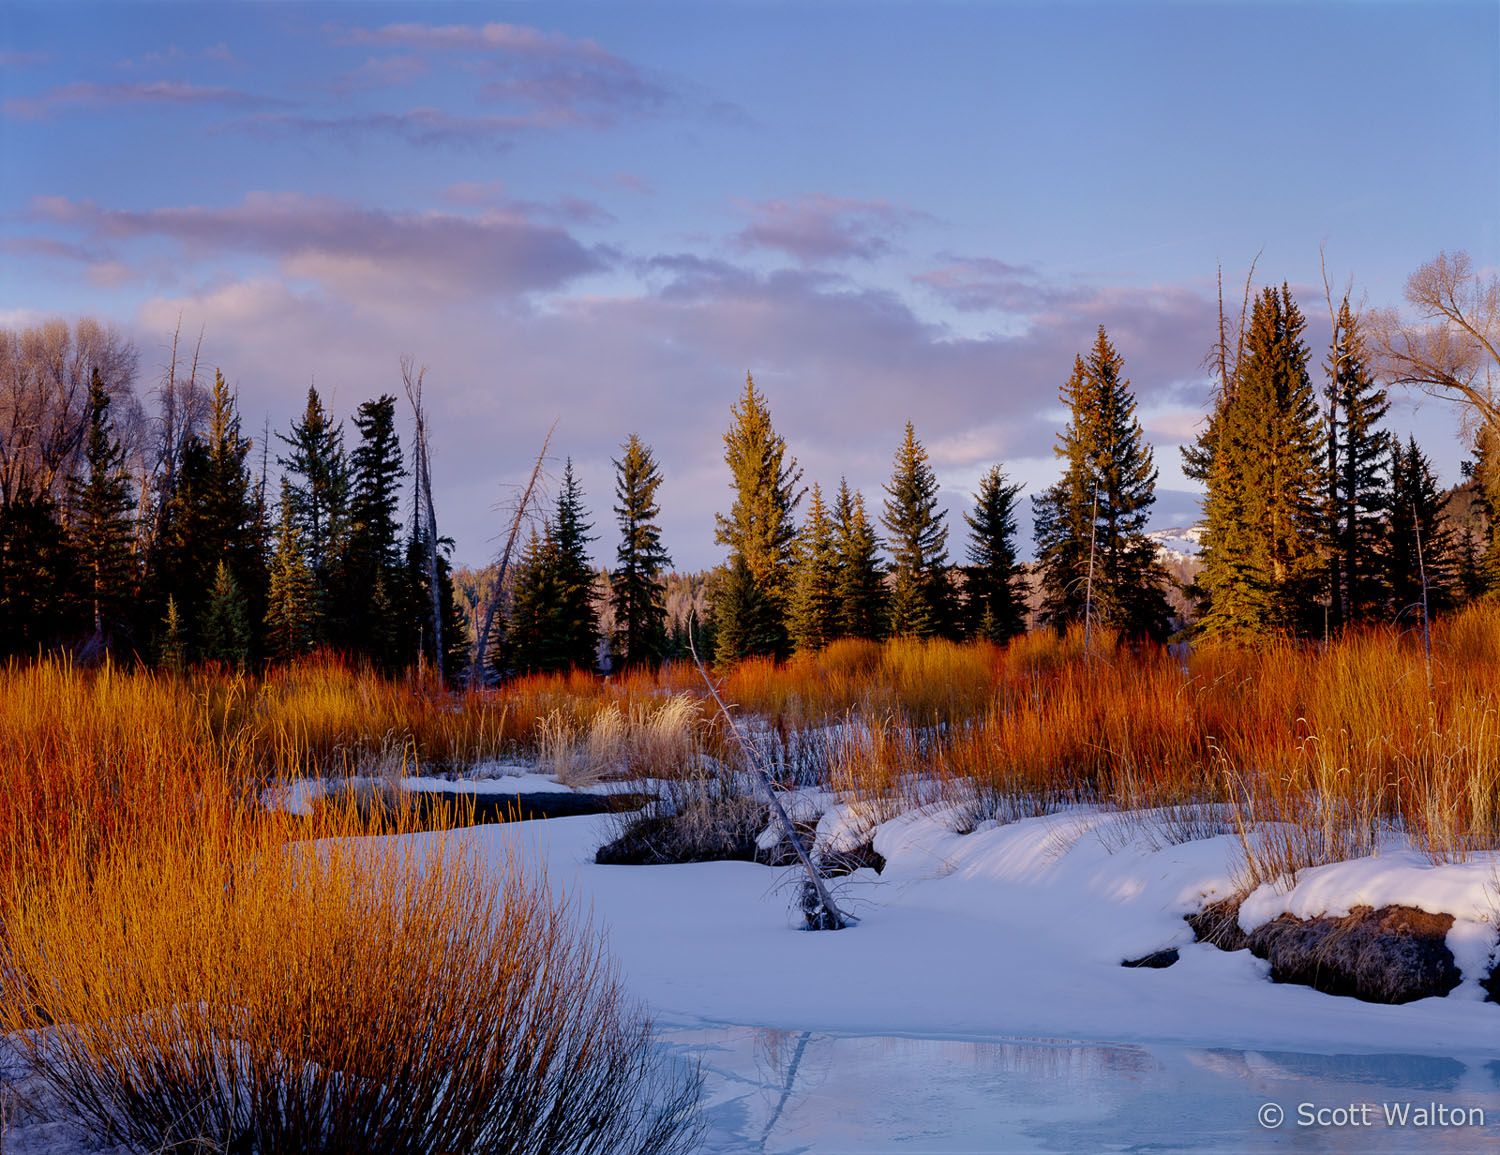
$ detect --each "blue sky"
[2,1,1496,569]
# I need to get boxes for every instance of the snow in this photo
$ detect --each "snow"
[12,787,1500,1151]
[1237,847,1500,992]
[403,803,1500,1060]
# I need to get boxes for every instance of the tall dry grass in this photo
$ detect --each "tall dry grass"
[1,822,701,1154]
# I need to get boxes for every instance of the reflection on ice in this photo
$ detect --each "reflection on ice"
[659,1024,1500,1154]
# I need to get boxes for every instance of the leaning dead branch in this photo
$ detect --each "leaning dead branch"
[688,634,853,931]
[468,421,557,687]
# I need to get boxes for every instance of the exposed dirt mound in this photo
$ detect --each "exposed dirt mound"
[594,795,769,866]
[1245,906,1461,1005]
[1186,895,1249,952]
[1121,948,1179,969]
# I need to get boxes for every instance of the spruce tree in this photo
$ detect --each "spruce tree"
[1,492,82,658]
[1473,418,1500,594]
[832,478,885,640]
[505,525,565,675]
[881,422,953,638]
[264,483,318,662]
[1325,298,1391,628]
[159,596,187,674]
[1034,328,1170,641]
[147,372,266,661]
[1387,437,1455,619]
[68,367,137,645]
[1196,287,1326,642]
[713,374,803,662]
[199,560,251,670]
[789,483,841,652]
[277,385,348,586]
[551,460,601,671]
[611,435,672,670]
[336,394,406,666]
[963,465,1027,642]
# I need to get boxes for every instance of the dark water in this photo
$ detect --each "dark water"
[657,1024,1500,1154]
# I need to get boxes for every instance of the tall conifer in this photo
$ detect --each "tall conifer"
[1325,299,1390,627]
[714,374,803,662]
[832,478,885,640]
[612,435,672,670]
[1387,437,1455,618]
[881,423,953,638]
[789,483,841,652]
[264,483,318,662]
[69,367,137,644]
[1034,328,1170,641]
[337,394,405,665]
[963,465,1027,642]
[277,385,348,584]
[1196,287,1326,641]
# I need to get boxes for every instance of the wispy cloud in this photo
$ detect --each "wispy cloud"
[0,49,50,69]
[29,192,610,299]
[732,195,928,264]
[4,80,284,118]
[323,20,674,131]
[913,255,1084,313]
[117,43,239,70]
[332,53,429,92]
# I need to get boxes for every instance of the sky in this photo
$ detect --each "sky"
[2,1,1497,571]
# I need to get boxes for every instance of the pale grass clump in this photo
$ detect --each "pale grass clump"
[0,824,702,1155]
[544,695,708,787]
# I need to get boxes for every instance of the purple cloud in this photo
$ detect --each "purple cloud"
[3,80,284,118]
[913,256,1087,313]
[29,192,610,299]
[732,196,927,264]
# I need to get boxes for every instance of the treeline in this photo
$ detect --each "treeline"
[0,321,464,676]
[4,278,1498,680]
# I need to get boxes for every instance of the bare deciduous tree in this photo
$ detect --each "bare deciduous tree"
[0,318,140,506]
[1368,250,1500,429]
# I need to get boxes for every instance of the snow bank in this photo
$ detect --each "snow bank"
[408,805,1500,1061]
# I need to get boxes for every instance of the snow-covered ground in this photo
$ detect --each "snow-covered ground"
[9,795,1500,1152]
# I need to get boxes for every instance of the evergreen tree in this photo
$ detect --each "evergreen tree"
[199,560,251,670]
[1473,418,1500,594]
[611,435,672,670]
[277,384,348,586]
[1387,437,1455,619]
[963,465,1027,642]
[1325,298,1391,628]
[1034,328,1170,641]
[881,422,953,638]
[264,483,318,662]
[505,525,566,674]
[551,460,601,671]
[713,374,803,662]
[335,394,406,666]
[159,596,187,674]
[404,529,468,682]
[789,483,841,652]
[150,372,265,660]
[0,492,82,658]
[832,478,885,640]
[1195,287,1326,642]
[68,367,137,645]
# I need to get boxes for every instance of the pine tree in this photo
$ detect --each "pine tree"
[611,435,672,670]
[506,525,566,675]
[277,385,348,586]
[264,483,318,662]
[832,478,884,640]
[713,374,803,662]
[881,422,953,638]
[1196,287,1326,642]
[159,595,187,674]
[551,460,601,671]
[69,367,138,645]
[1034,328,1170,641]
[0,492,82,658]
[199,560,251,670]
[335,394,406,666]
[1387,437,1455,619]
[1473,418,1500,594]
[1325,299,1391,628]
[789,483,841,652]
[963,465,1027,642]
